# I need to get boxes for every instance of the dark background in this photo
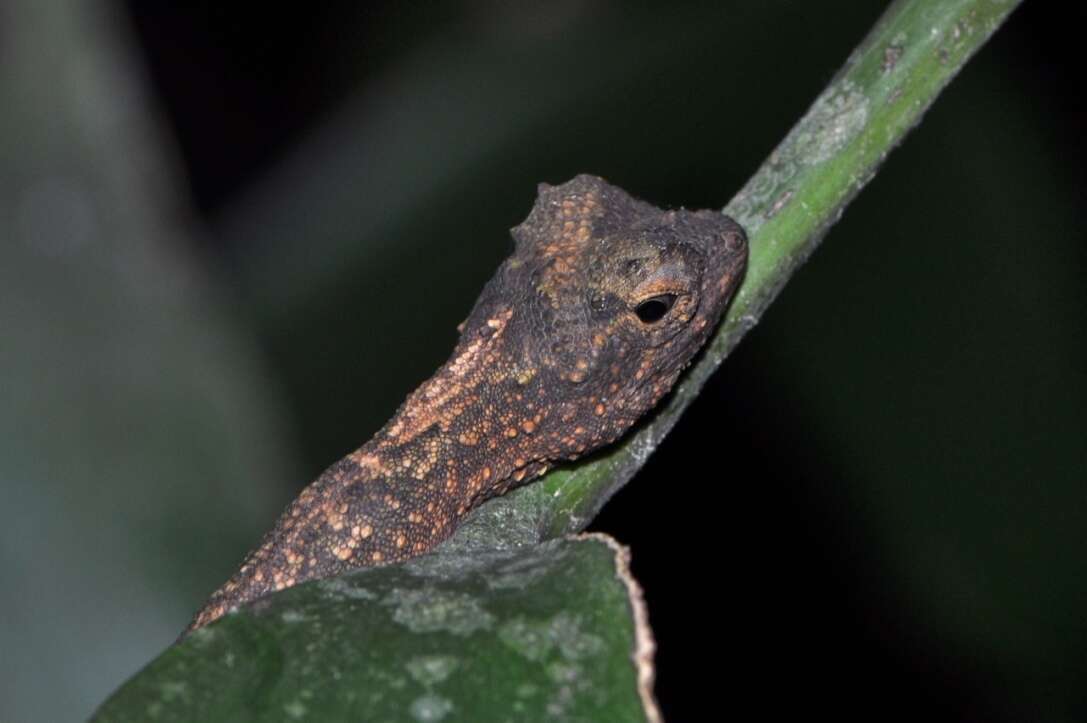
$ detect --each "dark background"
[1,1,1083,721]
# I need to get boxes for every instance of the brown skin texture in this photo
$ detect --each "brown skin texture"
[189,174,746,631]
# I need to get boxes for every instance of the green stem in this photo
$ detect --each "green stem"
[449,0,1024,546]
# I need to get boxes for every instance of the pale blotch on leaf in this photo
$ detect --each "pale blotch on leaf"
[156,681,189,704]
[280,609,307,624]
[319,577,377,601]
[498,617,551,662]
[498,612,605,663]
[410,693,453,722]
[406,655,459,686]
[384,588,494,635]
[283,699,307,719]
[486,547,565,590]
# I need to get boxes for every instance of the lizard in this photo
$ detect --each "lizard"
[188,174,747,631]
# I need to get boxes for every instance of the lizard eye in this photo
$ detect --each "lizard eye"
[634,294,677,324]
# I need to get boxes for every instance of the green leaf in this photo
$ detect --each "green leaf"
[92,535,656,723]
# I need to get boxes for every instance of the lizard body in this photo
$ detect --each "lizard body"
[189,174,746,630]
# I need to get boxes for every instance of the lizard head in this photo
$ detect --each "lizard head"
[459,174,748,456]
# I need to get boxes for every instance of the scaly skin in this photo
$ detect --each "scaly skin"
[189,174,746,631]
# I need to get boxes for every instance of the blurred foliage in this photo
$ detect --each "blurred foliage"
[764,58,1087,714]
[0,3,298,722]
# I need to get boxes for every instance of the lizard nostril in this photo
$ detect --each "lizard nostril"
[722,229,745,253]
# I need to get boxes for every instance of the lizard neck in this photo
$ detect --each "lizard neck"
[351,306,553,507]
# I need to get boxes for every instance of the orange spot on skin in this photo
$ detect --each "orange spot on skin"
[505,427,518,438]
[595,403,606,416]
[350,452,387,475]
[372,551,384,563]
[522,420,536,434]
